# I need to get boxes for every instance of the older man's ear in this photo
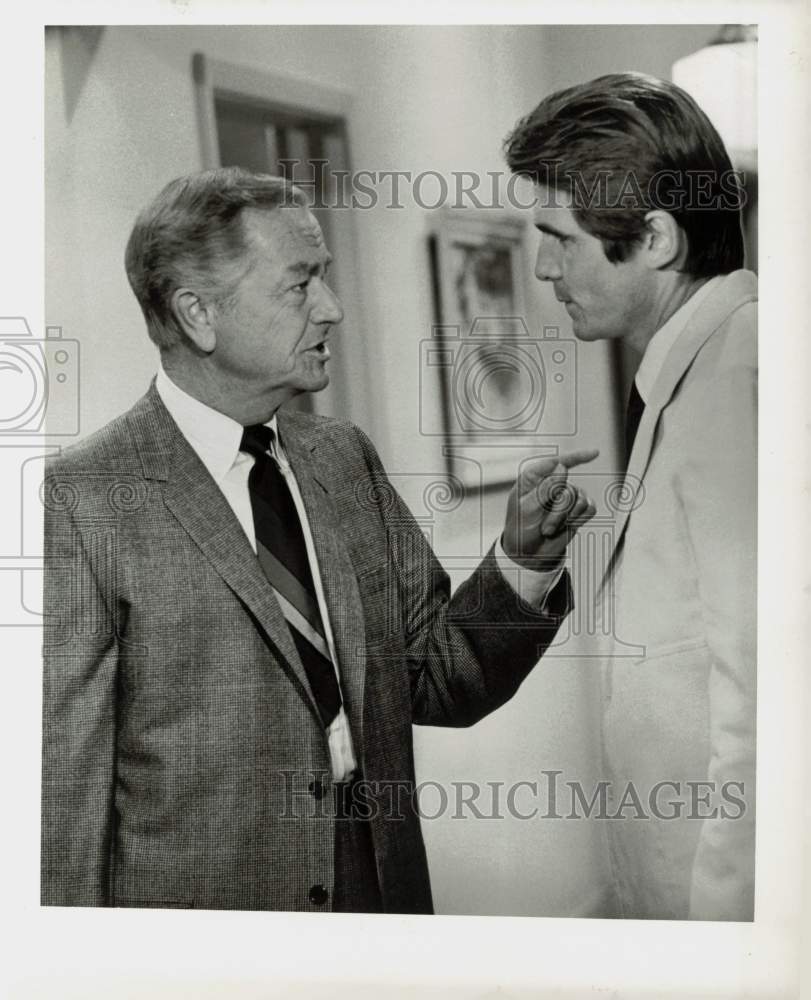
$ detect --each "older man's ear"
[170,288,218,353]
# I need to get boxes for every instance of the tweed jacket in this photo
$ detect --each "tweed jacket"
[599,270,757,920]
[41,385,570,913]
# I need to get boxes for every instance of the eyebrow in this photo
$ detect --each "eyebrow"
[534,221,571,239]
[284,253,333,278]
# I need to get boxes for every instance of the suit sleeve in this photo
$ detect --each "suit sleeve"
[353,426,572,728]
[677,323,757,920]
[42,477,118,906]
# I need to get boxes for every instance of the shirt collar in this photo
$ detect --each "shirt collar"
[155,365,278,483]
[634,276,721,403]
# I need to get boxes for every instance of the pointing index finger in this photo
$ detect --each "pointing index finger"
[556,448,600,470]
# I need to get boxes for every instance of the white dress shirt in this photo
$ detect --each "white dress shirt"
[155,366,561,780]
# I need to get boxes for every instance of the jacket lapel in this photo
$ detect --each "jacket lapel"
[126,385,322,726]
[600,271,757,587]
[279,413,368,752]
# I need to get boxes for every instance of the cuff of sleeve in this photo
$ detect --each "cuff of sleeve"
[494,536,566,612]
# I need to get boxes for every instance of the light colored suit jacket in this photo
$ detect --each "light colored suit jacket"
[600,270,757,920]
[41,385,571,913]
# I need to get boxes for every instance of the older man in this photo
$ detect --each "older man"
[42,167,596,913]
[505,73,757,920]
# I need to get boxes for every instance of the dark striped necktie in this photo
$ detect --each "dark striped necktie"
[240,424,342,728]
[624,379,645,466]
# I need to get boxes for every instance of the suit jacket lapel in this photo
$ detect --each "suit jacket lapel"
[600,271,757,587]
[126,385,322,726]
[279,413,368,752]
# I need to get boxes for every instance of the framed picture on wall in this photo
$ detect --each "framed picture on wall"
[425,208,576,487]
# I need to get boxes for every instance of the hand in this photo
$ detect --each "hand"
[502,449,600,569]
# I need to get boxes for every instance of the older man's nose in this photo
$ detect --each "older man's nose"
[313,280,344,325]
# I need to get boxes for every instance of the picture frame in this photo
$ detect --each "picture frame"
[426,208,575,487]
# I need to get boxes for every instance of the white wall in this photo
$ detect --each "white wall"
[46,23,717,917]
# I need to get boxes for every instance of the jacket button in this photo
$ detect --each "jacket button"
[308,884,329,906]
[309,780,326,800]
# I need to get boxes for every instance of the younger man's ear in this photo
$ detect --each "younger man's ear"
[170,288,217,353]
[641,210,688,270]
